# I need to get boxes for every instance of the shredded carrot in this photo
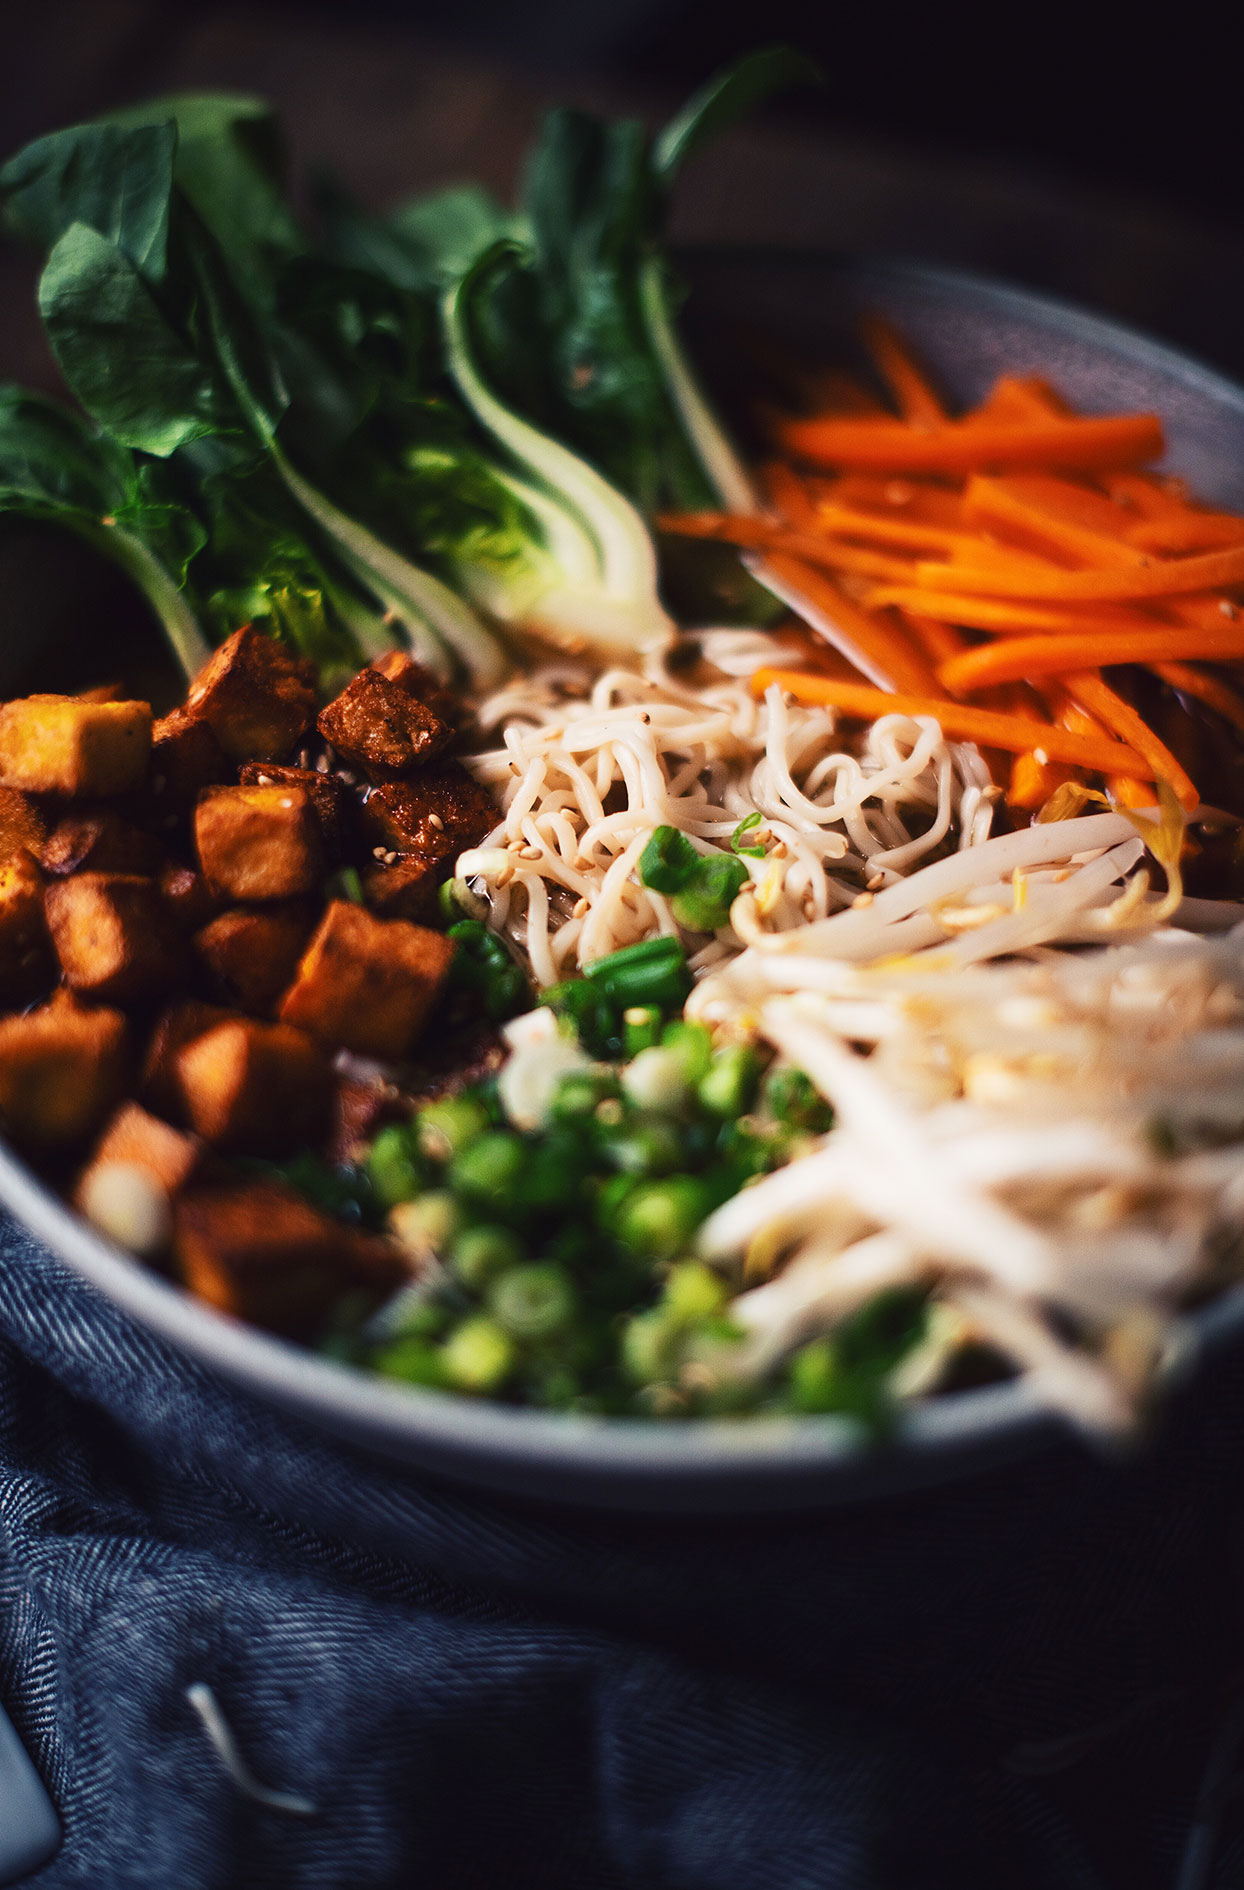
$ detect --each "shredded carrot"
[1063,672,1199,809]
[655,513,920,585]
[812,502,971,555]
[1152,661,1244,730]
[748,553,939,696]
[912,541,1244,602]
[1126,512,1244,554]
[761,461,821,529]
[775,412,1165,477]
[748,669,1155,780]
[939,625,1244,695]
[866,587,1174,638]
[859,315,948,426]
[898,610,968,663]
[962,475,1144,569]
[1105,473,1189,519]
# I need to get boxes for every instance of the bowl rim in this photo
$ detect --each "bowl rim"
[4,248,1244,1513]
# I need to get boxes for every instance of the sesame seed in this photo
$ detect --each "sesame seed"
[384,851,398,865]
[1221,599,1237,620]
[427,813,444,830]
[572,896,589,918]
[852,891,874,909]
[372,846,387,860]
[1034,748,1050,766]
[255,773,272,785]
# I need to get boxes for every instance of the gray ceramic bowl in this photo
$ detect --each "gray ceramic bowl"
[3,253,1244,1513]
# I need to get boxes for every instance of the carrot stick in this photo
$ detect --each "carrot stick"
[1127,513,1244,554]
[899,610,968,663]
[966,376,1071,423]
[775,412,1164,476]
[912,541,1244,601]
[938,624,1244,694]
[1152,661,1244,730]
[748,669,1155,779]
[1105,473,1189,519]
[962,475,1144,569]
[867,586,1178,637]
[761,461,822,529]
[1063,672,1198,809]
[859,315,948,426]
[813,503,975,555]
[655,514,919,585]
[750,552,939,695]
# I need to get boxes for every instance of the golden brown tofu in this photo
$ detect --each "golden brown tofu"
[174,1018,332,1154]
[238,763,350,863]
[147,706,230,817]
[141,1000,236,1123]
[41,808,164,879]
[45,872,190,1004]
[0,695,152,796]
[183,625,316,763]
[278,899,455,1058]
[317,668,452,781]
[360,763,497,862]
[75,1101,199,1205]
[370,651,458,723]
[0,850,52,1001]
[193,902,316,1015]
[0,787,47,864]
[174,1179,405,1337]
[0,995,126,1148]
[360,854,441,925]
[194,785,324,901]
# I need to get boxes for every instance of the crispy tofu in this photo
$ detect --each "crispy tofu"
[45,872,189,1004]
[41,808,164,879]
[175,1018,332,1154]
[361,854,441,925]
[141,1000,236,1122]
[360,762,497,862]
[0,787,46,864]
[75,1101,199,1205]
[193,902,316,1015]
[0,850,52,1001]
[194,785,323,901]
[183,625,316,763]
[147,706,230,817]
[0,695,152,796]
[317,667,452,781]
[329,1077,403,1164]
[278,899,455,1058]
[371,650,458,723]
[238,764,350,864]
[0,995,126,1148]
[174,1179,405,1337]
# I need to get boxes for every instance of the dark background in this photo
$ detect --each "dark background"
[1,0,1242,388]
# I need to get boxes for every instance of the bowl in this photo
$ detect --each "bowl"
[4,252,1244,1514]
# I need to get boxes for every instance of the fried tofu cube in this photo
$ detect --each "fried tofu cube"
[148,706,231,816]
[0,995,126,1148]
[183,625,317,763]
[278,899,455,1058]
[45,872,189,1004]
[175,1017,332,1154]
[193,902,316,1015]
[329,1077,403,1164]
[317,667,452,781]
[371,651,458,723]
[0,787,46,863]
[0,695,152,796]
[174,1179,405,1337]
[0,850,52,1001]
[238,763,350,864]
[360,762,497,861]
[158,863,220,932]
[194,785,324,901]
[141,1000,235,1122]
[360,854,441,925]
[41,808,164,879]
[75,1101,199,1205]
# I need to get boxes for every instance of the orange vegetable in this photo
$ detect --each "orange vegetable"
[1152,661,1244,731]
[938,625,1244,695]
[655,513,919,585]
[913,541,1244,601]
[1063,672,1198,809]
[775,412,1164,477]
[1126,512,1244,554]
[748,669,1154,780]
[962,475,1144,569]
[859,315,948,425]
[867,586,1172,638]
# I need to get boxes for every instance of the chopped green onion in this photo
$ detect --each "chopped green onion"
[598,1112,685,1178]
[448,1130,526,1208]
[540,978,621,1057]
[372,1335,450,1388]
[698,1044,761,1118]
[328,864,365,904]
[623,1005,663,1056]
[583,936,691,1010]
[731,811,767,858]
[448,920,529,1021]
[441,1315,515,1393]
[439,876,486,923]
[416,1094,492,1163]
[671,853,749,932]
[660,1019,713,1083]
[367,1123,425,1208]
[450,1223,527,1291]
[388,1190,462,1256]
[614,1175,713,1259]
[488,1263,577,1341]
[549,1068,621,1121]
[622,1045,693,1113]
[639,824,699,894]
[763,1065,834,1134]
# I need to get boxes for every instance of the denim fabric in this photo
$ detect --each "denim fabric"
[2,1211,1244,1889]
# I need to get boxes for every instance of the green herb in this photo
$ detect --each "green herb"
[731,811,767,857]
[639,824,698,894]
[670,853,749,932]
[582,936,691,1010]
